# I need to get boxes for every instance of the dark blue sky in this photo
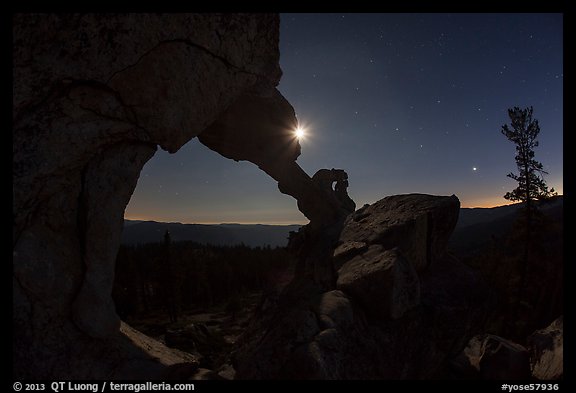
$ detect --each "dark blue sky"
[125,13,563,224]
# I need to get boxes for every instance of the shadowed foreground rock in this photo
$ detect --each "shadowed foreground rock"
[528,316,563,380]
[450,316,563,380]
[233,194,491,379]
[451,334,531,380]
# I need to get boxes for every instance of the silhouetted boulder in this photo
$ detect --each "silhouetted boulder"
[234,193,491,379]
[528,316,563,380]
[338,194,460,272]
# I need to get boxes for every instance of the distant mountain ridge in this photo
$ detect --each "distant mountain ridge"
[123,196,563,250]
[122,220,301,248]
[450,195,563,256]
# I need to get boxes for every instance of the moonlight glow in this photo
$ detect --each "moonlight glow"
[295,127,305,139]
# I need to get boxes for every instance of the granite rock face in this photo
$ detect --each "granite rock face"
[234,194,491,379]
[13,13,301,379]
[528,316,563,380]
[337,246,420,320]
[336,194,460,272]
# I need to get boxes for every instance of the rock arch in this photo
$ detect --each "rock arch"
[14,14,488,381]
[13,13,349,379]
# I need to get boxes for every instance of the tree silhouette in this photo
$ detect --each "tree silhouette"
[501,106,556,208]
[501,106,557,324]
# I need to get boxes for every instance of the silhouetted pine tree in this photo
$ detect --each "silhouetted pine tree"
[501,106,556,208]
[501,106,557,330]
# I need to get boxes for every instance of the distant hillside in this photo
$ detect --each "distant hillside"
[123,220,145,227]
[123,196,562,250]
[122,221,301,248]
[450,196,563,256]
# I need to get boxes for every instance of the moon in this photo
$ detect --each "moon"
[295,127,306,139]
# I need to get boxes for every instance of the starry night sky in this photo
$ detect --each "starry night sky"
[125,13,563,225]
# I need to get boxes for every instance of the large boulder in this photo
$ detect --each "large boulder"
[528,316,563,380]
[234,194,491,379]
[336,194,460,272]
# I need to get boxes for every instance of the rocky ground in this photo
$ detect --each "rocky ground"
[124,292,262,379]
